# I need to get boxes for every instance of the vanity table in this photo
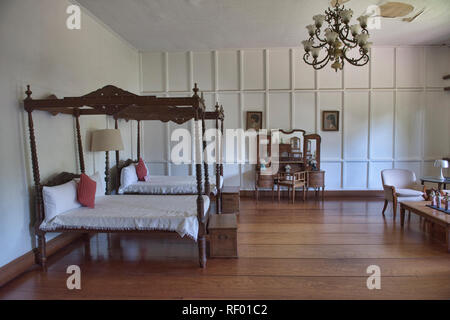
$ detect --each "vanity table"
[255,130,324,201]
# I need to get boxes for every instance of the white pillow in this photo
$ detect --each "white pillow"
[119,164,138,192]
[42,180,81,222]
[90,172,105,197]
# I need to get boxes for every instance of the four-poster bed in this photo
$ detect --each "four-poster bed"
[23,84,214,269]
[115,103,225,214]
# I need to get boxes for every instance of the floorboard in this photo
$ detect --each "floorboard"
[0,198,449,299]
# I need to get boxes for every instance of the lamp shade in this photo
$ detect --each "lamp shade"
[434,160,449,168]
[91,129,124,152]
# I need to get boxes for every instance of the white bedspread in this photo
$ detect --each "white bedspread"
[119,175,224,195]
[40,195,210,240]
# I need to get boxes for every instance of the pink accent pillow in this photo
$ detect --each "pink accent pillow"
[135,158,148,181]
[77,173,96,208]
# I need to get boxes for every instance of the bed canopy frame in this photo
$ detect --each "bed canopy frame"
[118,100,225,212]
[23,83,219,269]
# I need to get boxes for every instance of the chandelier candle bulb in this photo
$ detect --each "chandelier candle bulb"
[302,40,312,52]
[325,29,339,44]
[350,24,360,36]
[339,9,353,24]
[357,15,369,28]
[311,47,321,59]
[306,24,317,36]
[313,14,325,28]
[355,33,369,46]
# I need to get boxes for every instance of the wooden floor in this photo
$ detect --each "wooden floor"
[1,197,449,299]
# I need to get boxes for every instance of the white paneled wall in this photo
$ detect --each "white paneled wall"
[140,46,450,190]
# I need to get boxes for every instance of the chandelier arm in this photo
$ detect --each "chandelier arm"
[340,24,349,40]
[342,49,369,66]
[303,51,330,67]
[337,24,357,49]
[303,53,316,66]
[311,42,328,49]
[339,35,358,49]
[313,29,328,45]
[312,55,331,70]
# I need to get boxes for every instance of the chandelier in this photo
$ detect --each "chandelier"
[301,2,371,72]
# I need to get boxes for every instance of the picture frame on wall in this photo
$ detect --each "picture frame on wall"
[322,110,339,131]
[246,111,263,131]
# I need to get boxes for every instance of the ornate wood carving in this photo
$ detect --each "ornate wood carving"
[42,172,81,187]
[116,105,196,124]
[82,85,138,98]
[23,85,206,124]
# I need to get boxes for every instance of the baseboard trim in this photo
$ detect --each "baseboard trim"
[0,233,83,287]
[240,190,383,198]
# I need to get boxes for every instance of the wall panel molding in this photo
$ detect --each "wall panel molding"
[140,46,450,190]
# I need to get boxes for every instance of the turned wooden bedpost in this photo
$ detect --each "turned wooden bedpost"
[193,85,206,268]
[215,103,221,213]
[201,115,210,195]
[25,85,47,271]
[74,109,85,174]
[137,120,141,160]
[219,105,224,213]
[115,118,120,193]
[104,151,110,195]
[220,105,224,177]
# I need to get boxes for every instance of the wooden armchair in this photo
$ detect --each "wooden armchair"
[277,171,307,203]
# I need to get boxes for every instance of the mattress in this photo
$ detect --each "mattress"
[39,195,210,240]
[119,175,224,195]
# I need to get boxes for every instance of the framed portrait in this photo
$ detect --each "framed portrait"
[246,111,263,131]
[322,110,339,131]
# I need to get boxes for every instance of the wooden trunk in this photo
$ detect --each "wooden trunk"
[208,214,238,258]
[222,186,240,213]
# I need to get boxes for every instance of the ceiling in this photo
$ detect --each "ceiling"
[75,0,450,51]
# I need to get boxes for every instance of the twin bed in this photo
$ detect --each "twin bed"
[24,84,224,269]
[119,174,224,196]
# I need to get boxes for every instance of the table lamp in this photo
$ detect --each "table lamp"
[434,159,449,181]
[91,129,124,194]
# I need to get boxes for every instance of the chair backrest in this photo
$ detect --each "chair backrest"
[381,169,416,189]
